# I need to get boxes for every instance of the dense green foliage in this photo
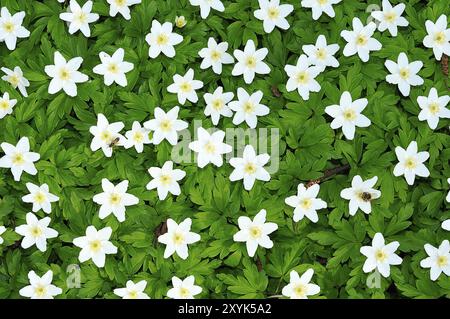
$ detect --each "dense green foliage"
[0,0,449,299]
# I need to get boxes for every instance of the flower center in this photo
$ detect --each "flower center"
[31,226,43,237]
[249,226,262,239]
[59,68,70,81]
[75,12,87,24]
[437,255,448,267]
[173,232,185,245]
[133,131,144,143]
[179,287,190,298]
[204,141,216,154]
[8,74,20,86]
[100,131,112,142]
[159,174,172,185]
[244,162,257,174]
[300,198,312,210]
[267,7,279,20]
[115,0,126,7]
[180,82,192,93]
[356,35,367,46]
[12,153,25,165]
[316,48,327,60]
[245,56,256,69]
[343,109,356,120]
[34,192,47,204]
[294,284,307,297]
[109,193,121,205]
[428,102,440,114]
[434,31,445,44]
[159,119,172,132]
[3,21,14,33]
[212,99,224,110]
[89,240,102,252]
[0,100,9,110]
[243,101,255,113]
[128,290,138,298]
[156,33,168,45]
[375,249,387,262]
[399,68,410,79]
[210,50,222,61]
[384,11,397,23]
[296,71,309,84]
[34,285,47,297]
[404,157,416,169]
[107,63,119,74]
[317,0,328,5]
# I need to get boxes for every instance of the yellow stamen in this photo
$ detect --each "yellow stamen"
[437,256,448,267]
[0,100,9,110]
[179,82,192,93]
[399,68,409,79]
[384,12,396,23]
[59,68,70,81]
[156,34,168,45]
[8,74,20,86]
[179,287,190,298]
[404,157,416,169]
[76,12,87,24]
[243,101,255,113]
[294,284,307,297]
[212,99,224,110]
[375,249,387,262]
[89,240,102,252]
[173,232,184,245]
[300,198,312,210]
[210,50,222,61]
[204,141,216,154]
[160,175,172,185]
[296,71,309,84]
[31,226,42,237]
[3,21,14,33]
[316,48,326,60]
[245,56,256,69]
[35,285,47,297]
[249,226,262,239]
[133,131,144,143]
[343,109,356,120]
[434,31,445,44]
[34,192,46,204]
[109,193,121,205]
[244,162,257,174]
[100,131,112,142]
[428,102,440,114]
[356,35,367,46]
[107,63,119,74]
[267,7,279,20]
[12,153,25,165]
[159,119,172,132]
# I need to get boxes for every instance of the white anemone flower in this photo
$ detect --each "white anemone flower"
[92,178,139,222]
[59,0,99,37]
[385,52,423,97]
[233,209,278,257]
[360,233,402,278]
[93,48,134,87]
[44,51,89,97]
[158,218,201,260]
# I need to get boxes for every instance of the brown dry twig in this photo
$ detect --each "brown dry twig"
[306,164,351,187]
